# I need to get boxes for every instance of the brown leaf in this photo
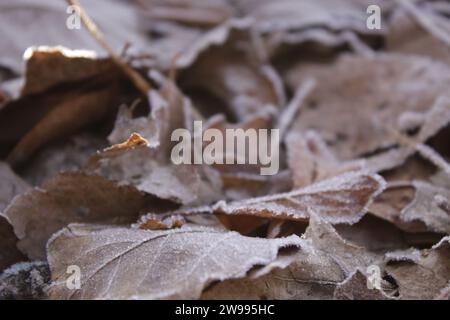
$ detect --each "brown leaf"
[286,54,450,161]
[46,224,303,299]
[202,214,381,299]
[384,236,450,299]
[213,172,385,225]
[333,269,393,300]
[7,86,117,166]
[0,0,152,74]
[178,19,283,121]
[286,130,366,188]
[0,47,130,165]
[3,172,152,260]
[86,142,223,206]
[137,213,185,230]
[400,181,450,234]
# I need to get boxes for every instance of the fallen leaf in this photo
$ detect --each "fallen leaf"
[214,172,385,225]
[46,224,303,299]
[333,269,393,300]
[384,236,450,299]
[4,172,153,260]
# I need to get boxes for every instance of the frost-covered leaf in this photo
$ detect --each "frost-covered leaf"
[214,172,385,225]
[400,181,450,234]
[286,54,450,161]
[333,270,393,300]
[86,142,223,206]
[4,172,152,260]
[0,0,152,74]
[46,224,303,299]
[202,214,381,299]
[286,130,366,188]
[178,19,283,121]
[384,236,450,299]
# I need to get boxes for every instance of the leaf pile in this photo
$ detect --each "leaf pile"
[0,0,449,300]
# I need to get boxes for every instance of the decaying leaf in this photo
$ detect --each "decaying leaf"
[46,224,303,299]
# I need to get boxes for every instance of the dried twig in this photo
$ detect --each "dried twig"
[67,0,152,95]
[277,78,316,139]
[399,0,450,48]
[387,126,450,177]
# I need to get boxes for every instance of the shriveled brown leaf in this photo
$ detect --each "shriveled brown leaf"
[46,224,303,299]
[108,79,193,158]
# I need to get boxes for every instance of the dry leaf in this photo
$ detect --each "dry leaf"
[333,270,393,300]
[213,172,385,225]
[286,130,366,188]
[202,214,381,299]
[286,54,450,161]
[4,172,152,260]
[86,142,223,206]
[46,224,303,299]
[0,0,152,74]
[384,236,450,299]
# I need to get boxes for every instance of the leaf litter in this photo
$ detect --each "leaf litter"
[0,0,449,300]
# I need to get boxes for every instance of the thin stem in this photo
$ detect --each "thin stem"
[68,0,152,95]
